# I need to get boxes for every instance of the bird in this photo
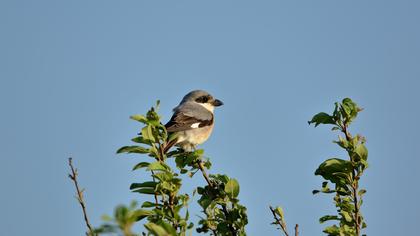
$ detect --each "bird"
[164,90,223,152]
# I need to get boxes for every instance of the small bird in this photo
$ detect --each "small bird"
[164,90,223,152]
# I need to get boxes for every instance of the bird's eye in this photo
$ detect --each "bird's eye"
[196,96,208,103]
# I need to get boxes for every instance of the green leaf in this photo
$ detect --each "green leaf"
[132,162,150,170]
[146,107,161,125]
[130,114,148,123]
[116,145,149,154]
[144,222,170,236]
[175,156,187,169]
[147,161,170,172]
[153,172,174,182]
[275,206,285,220]
[131,136,149,144]
[130,181,157,190]
[155,100,160,110]
[225,178,240,198]
[141,201,159,208]
[340,98,361,123]
[354,143,368,161]
[319,215,339,223]
[334,135,348,149]
[132,188,156,195]
[167,132,179,144]
[132,209,154,221]
[157,221,177,236]
[358,189,367,196]
[212,174,229,183]
[308,112,335,127]
[142,125,155,142]
[312,190,320,195]
[341,210,353,223]
[193,149,205,156]
[362,222,367,229]
[323,225,340,235]
[342,98,358,114]
[315,158,353,184]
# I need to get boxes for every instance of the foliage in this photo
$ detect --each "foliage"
[71,98,369,236]
[97,101,247,236]
[309,98,368,236]
[195,174,247,235]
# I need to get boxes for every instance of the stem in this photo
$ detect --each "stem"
[168,194,178,230]
[68,158,95,236]
[158,143,165,162]
[352,183,360,236]
[342,124,361,236]
[197,161,213,187]
[269,206,289,236]
[294,224,299,236]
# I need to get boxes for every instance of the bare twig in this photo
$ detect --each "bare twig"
[269,206,289,236]
[294,224,299,236]
[68,158,95,236]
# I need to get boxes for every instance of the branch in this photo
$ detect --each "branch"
[197,160,213,188]
[269,206,289,236]
[68,158,95,236]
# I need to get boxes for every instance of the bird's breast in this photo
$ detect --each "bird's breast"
[178,125,214,145]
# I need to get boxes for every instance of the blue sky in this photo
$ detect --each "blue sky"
[1,1,419,235]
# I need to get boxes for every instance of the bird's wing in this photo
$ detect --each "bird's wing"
[165,102,214,132]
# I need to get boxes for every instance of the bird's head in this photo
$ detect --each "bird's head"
[181,90,223,112]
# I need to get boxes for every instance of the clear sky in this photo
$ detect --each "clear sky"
[1,1,419,235]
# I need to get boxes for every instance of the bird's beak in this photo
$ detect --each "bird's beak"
[212,99,224,107]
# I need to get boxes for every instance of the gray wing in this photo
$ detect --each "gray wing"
[165,102,213,132]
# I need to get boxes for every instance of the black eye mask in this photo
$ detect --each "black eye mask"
[195,95,209,103]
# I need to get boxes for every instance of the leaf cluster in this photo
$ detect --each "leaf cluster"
[196,175,247,236]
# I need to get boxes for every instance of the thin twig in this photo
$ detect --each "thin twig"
[269,206,289,236]
[68,158,95,235]
[197,161,213,187]
[294,224,299,236]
